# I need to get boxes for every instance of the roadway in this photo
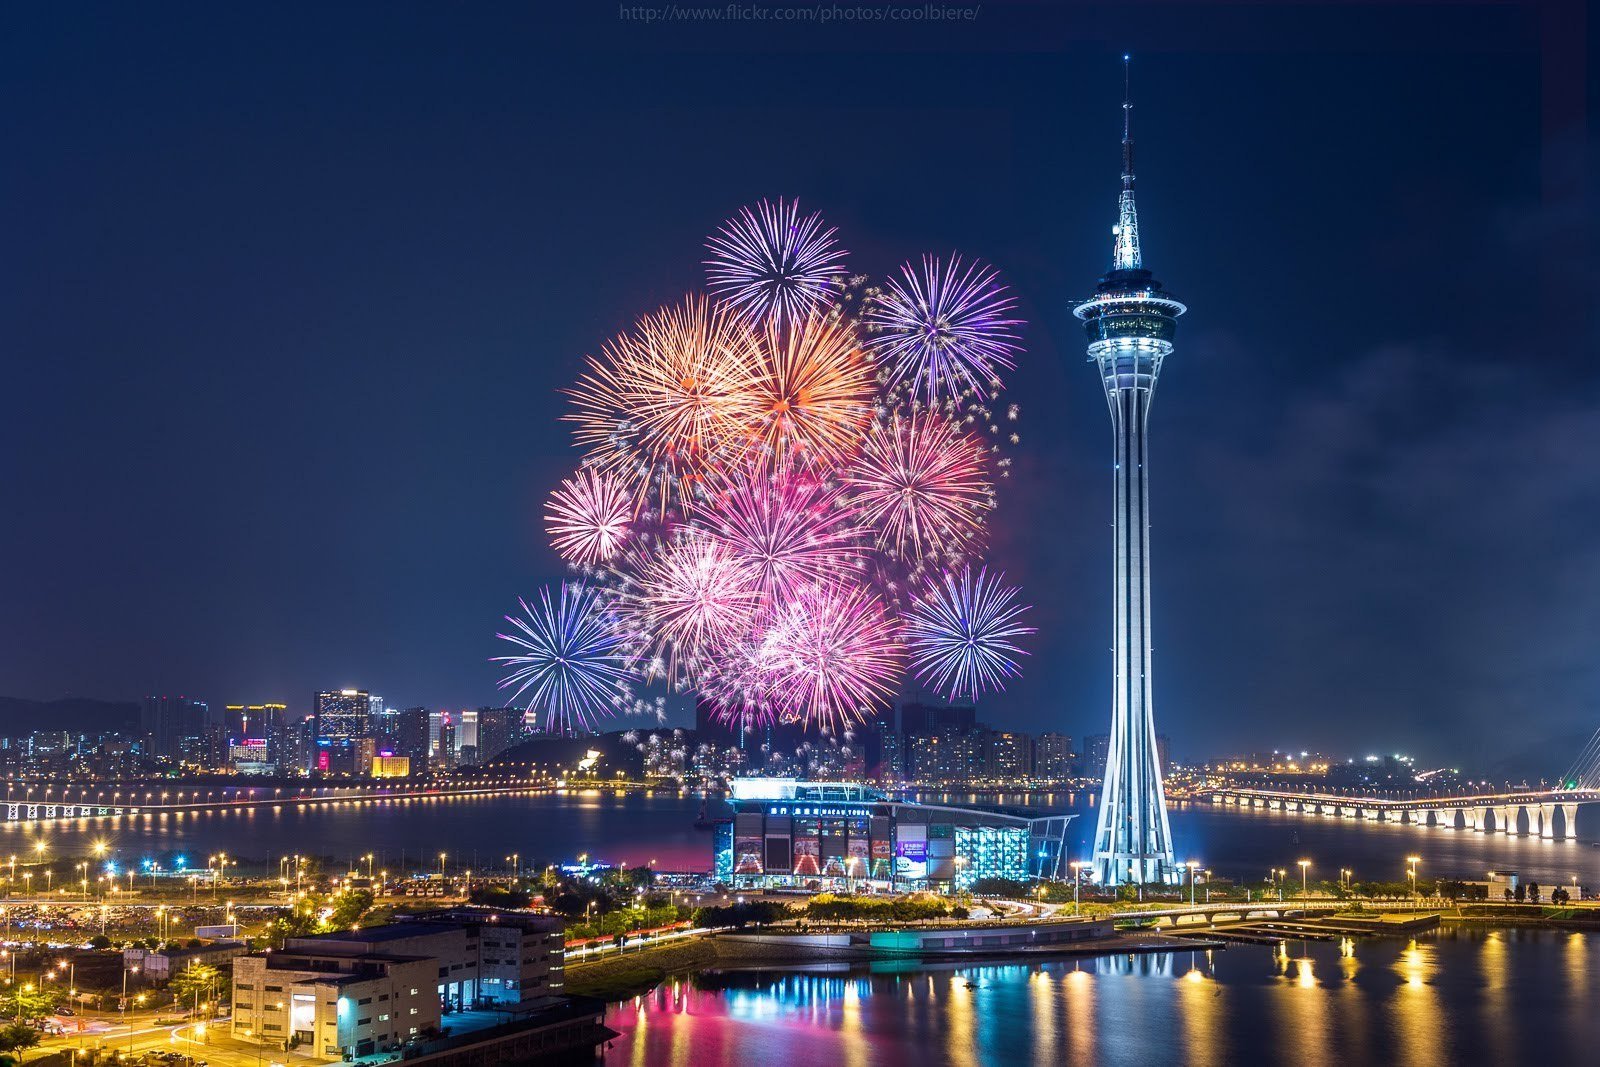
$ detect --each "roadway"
[37,1013,335,1067]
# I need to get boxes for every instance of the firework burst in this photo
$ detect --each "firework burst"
[564,296,763,510]
[866,254,1023,405]
[741,313,876,469]
[846,410,992,562]
[545,468,633,564]
[493,583,635,734]
[632,534,763,682]
[504,202,1037,736]
[759,583,904,731]
[700,465,864,606]
[905,565,1034,702]
[705,198,848,323]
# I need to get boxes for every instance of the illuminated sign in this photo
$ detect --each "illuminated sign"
[765,804,875,818]
[895,841,927,880]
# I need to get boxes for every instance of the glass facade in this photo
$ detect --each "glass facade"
[712,780,1054,892]
[953,826,1030,891]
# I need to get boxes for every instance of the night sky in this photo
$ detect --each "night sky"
[2,3,1593,772]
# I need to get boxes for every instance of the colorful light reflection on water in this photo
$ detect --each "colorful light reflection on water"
[603,928,1597,1066]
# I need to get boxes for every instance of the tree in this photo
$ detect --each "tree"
[1514,883,1526,904]
[0,986,61,1025]
[1527,882,1540,904]
[1503,887,1514,903]
[169,963,228,1014]
[0,1022,39,1057]
[326,888,375,930]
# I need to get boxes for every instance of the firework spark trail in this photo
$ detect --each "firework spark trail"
[705,198,849,324]
[545,467,633,564]
[633,534,764,684]
[905,565,1035,702]
[740,313,877,470]
[759,583,904,731]
[563,296,764,511]
[866,254,1023,406]
[846,410,993,562]
[493,583,635,734]
[699,464,865,608]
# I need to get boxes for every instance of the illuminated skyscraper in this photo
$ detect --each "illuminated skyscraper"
[1074,58,1185,885]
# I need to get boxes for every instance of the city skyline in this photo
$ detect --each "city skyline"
[2,4,1593,771]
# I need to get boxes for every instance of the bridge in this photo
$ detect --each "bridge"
[1203,728,1600,837]
[1202,784,1596,838]
[0,779,554,825]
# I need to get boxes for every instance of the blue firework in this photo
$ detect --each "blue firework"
[493,582,634,734]
[905,565,1034,702]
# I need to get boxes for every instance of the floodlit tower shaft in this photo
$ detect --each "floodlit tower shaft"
[1074,59,1185,885]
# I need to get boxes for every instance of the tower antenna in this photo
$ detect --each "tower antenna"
[1113,54,1141,271]
[1122,53,1132,185]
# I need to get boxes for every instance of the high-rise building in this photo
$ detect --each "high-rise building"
[900,703,976,743]
[986,732,1034,780]
[429,710,457,770]
[394,707,431,770]
[909,729,981,784]
[474,706,522,763]
[1035,732,1074,780]
[872,720,904,781]
[1074,59,1184,884]
[313,690,378,742]
[141,695,208,762]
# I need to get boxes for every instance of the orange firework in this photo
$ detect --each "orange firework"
[740,313,876,470]
[564,296,764,511]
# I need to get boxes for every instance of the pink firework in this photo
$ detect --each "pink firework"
[846,411,993,561]
[545,468,633,564]
[705,198,849,324]
[635,535,763,681]
[700,465,864,607]
[760,583,904,731]
[866,254,1023,404]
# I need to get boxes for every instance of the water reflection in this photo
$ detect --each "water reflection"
[605,932,1598,1065]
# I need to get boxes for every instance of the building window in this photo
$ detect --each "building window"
[358,998,372,1006]
[379,1014,390,1022]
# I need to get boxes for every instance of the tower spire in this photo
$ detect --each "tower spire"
[1113,54,1142,272]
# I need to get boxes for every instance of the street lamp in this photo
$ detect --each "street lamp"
[1298,860,1310,897]
[1407,856,1420,901]
[1068,861,1086,916]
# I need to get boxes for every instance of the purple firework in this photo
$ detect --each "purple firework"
[866,254,1023,404]
[904,565,1034,702]
[705,198,849,324]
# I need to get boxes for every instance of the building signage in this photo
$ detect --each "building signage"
[766,804,873,818]
[895,840,927,880]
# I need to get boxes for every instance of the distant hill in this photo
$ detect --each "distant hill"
[0,696,140,736]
